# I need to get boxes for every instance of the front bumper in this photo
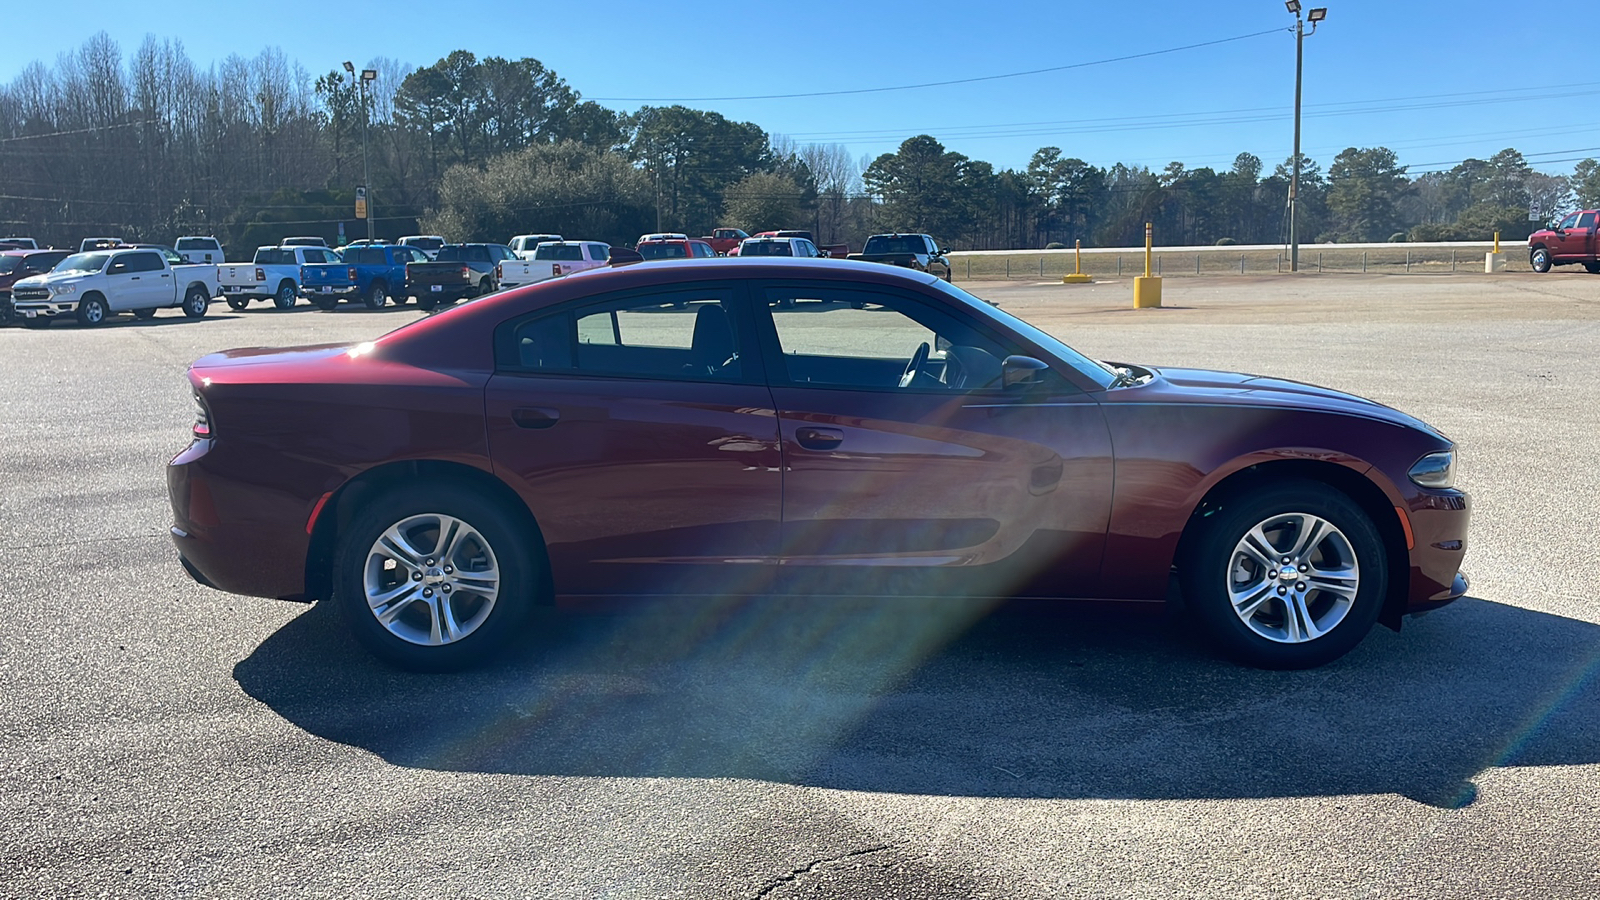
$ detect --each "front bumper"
[13,299,78,318]
[1402,488,1471,615]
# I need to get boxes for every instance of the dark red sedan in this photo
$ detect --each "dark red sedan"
[168,259,1469,671]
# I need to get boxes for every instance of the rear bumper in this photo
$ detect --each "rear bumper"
[410,283,477,299]
[168,438,314,601]
[300,286,358,298]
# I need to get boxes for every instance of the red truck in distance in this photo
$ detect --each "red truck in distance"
[701,228,749,255]
[1527,210,1600,273]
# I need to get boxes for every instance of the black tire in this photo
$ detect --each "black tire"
[274,281,297,310]
[1584,263,1600,275]
[226,296,250,311]
[333,484,542,672]
[1530,247,1553,273]
[364,281,388,309]
[313,294,338,311]
[417,294,439,312]
[22,317,52,329]
[182,286,209,318]
[133,307,157,320]
[76,294,109,327]
[1179,479,1387,669]
[0,296,13,326]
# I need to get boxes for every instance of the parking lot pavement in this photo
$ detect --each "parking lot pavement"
[2,277,1597,898]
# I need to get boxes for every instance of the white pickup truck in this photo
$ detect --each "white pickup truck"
[175,236,224,265]
[497,241,611,288]
[11,245,218,327]
[219,245,342,310]
[508,233,563,260]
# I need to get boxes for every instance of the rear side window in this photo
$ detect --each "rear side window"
[347,248,385,265]
[501,288,744,382]
[1580,212,1597,229]
[587,244,609,261]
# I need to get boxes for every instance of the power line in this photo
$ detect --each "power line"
[587,28,1287,103]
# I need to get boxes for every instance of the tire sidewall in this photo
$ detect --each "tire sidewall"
[275,282,297,309]
[334,485,539,671]
[77,295,107,326]
[1182,480,1387,669]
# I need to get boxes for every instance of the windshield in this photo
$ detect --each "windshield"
[534,244,585,261]
[638,243,688,260]
[863,236,926,255]
[0,257,20,275]
[739,241,792,256]
[55,252,111,274]
[175,238,215,250]
[927,279,1117,390]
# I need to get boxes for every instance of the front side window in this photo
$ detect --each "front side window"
[503,288,744,382]
[1559,212,1580,230]
[761,284,1015,392]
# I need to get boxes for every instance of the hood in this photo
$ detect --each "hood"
[1110,366,1444,437]
[1528,229,1555,242]
[14,270,91,289]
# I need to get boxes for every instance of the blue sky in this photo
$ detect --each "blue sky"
[3,0,1584,176]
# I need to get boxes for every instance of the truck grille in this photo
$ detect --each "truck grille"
[12,286,50,302]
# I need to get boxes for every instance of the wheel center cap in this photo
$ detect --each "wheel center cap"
[1278,565,1299,581]
[423,567,445,584]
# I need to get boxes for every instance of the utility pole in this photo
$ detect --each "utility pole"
[1285,3,1326,273]
[344,62,377,242]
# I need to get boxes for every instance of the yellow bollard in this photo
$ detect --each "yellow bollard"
[1485,229,1507,273]
[1133,223,1162,308]
[1063,239,1093,283]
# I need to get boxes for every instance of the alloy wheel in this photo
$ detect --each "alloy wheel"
[362,513,501,647]
[1226,512,1359,644]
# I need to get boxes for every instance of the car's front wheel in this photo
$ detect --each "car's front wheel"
[334,486,541,671]
[1181,479,1386,669]
[76,294,109,327]
[1531,247,1552,273]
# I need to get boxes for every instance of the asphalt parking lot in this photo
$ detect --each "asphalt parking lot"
[2,272,1597,898]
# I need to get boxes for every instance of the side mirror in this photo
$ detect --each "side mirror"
[1002,355,1050,389]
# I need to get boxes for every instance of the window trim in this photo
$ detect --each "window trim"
[492,280,764,386]
[748,278,1083,397]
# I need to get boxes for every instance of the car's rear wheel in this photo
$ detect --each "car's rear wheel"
[76,295,108,327]
[133,307,157,320]
[182,286,209,318]
[417,294,439,311]
[334,486,541,671]
[364,281,388,309]
[1531,247,1552,273]
[478,277,494,297]
[225,296,250,311]
[313,294,338,311]
[1584,263,1600,275]
[274,282,297,309]
[1181,479,1386,669]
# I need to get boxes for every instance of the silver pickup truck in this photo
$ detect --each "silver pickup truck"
[11,245,218,327]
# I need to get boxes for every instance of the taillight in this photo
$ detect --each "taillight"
[255,267,265,281]
[192,389,212,439]
[347,267,357,281]
[460,265,470,280]
[495,263,502,279]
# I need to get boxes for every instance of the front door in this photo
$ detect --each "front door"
[485,282,783,597]
[752,280,1115,599]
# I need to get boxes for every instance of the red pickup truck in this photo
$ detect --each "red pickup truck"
[1528,210,1600,273]
[700,228,749,255]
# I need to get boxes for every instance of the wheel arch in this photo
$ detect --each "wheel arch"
[304,458,551,605]
[1173,458,1410,631]
[184,280,211,298]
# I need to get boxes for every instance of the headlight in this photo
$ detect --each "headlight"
[52,283,77,295]
[1409,450,1454,489]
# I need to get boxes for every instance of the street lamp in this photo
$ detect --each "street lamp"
[343,62,377,242]
[1286,4,1326,273]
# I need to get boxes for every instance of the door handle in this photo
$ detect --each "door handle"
[512,407,560,429]
[130,276,140,280]
[794,426,844,450]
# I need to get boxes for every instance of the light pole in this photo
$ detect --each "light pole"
[344,61,377,242]
[1285,2,1326,273]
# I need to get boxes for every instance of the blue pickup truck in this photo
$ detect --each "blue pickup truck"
[300,244,430,309]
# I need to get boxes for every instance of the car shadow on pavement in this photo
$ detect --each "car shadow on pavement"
[233,595,1600,808]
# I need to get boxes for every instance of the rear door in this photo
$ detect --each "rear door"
[485,280,783,596]
[752,279,1115,599]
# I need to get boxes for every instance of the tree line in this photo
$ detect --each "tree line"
[1,34,1592,254]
